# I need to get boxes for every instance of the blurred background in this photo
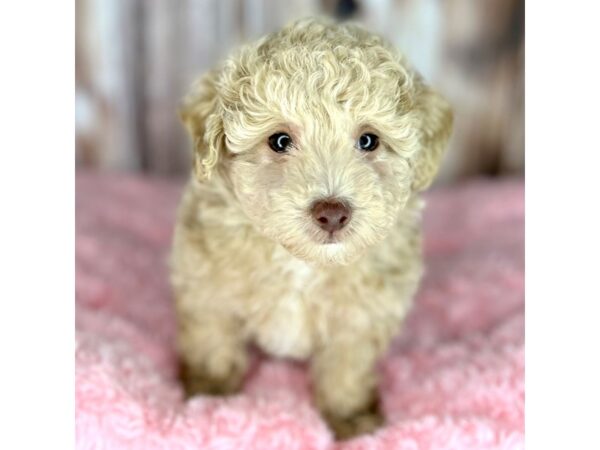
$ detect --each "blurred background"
[76,0,524,185]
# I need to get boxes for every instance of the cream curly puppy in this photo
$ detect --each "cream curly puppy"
[171,18,452,439]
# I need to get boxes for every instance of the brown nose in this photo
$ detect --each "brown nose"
[311,199,352,233]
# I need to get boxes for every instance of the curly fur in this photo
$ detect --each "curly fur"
[171,17,452,439]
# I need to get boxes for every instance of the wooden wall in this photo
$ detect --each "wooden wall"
[76,0,524,183]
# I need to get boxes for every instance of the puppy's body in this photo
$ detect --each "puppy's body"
[171,18,452,438]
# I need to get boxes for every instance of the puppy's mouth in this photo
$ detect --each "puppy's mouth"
[321,232,343,245]
[310,228,355,249]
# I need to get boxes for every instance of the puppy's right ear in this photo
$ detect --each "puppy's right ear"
[179,71,225,181]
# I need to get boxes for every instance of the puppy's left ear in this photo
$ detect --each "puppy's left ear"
[410,78,453,191]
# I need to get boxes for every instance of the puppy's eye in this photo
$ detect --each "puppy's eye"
[357,133,379,152]
[268,133,292,153]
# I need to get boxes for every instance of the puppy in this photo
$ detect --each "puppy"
[171,17,452,439]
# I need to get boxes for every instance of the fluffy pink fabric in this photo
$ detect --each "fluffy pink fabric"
[76,173,524,449]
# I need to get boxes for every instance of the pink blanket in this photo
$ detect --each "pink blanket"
[76,173,524,449]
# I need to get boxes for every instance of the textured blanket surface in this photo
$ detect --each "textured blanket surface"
[75,173,524,450]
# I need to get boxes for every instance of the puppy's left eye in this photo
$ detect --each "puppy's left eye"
[357,133,379,152]
[268,133,292,153]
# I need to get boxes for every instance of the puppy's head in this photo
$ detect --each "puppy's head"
[180,18,452,265]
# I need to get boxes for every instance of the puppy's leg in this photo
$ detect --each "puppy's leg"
[311,335,385,439]
[177,310,248,397]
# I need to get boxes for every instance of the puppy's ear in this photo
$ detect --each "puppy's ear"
[410,78,453,191]
[179,71,225,181]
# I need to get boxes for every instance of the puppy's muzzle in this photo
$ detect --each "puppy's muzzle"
[311,199,352,233]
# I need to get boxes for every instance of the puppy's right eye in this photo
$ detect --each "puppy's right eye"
[268,133,292,153]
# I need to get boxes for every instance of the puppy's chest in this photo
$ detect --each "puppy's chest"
[249,258,318,360]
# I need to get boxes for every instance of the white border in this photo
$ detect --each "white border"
[0,2,74,449]
[526,1,600,449]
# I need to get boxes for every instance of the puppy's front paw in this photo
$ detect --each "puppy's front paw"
[179,357,246,397]
[324,399,384,440]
